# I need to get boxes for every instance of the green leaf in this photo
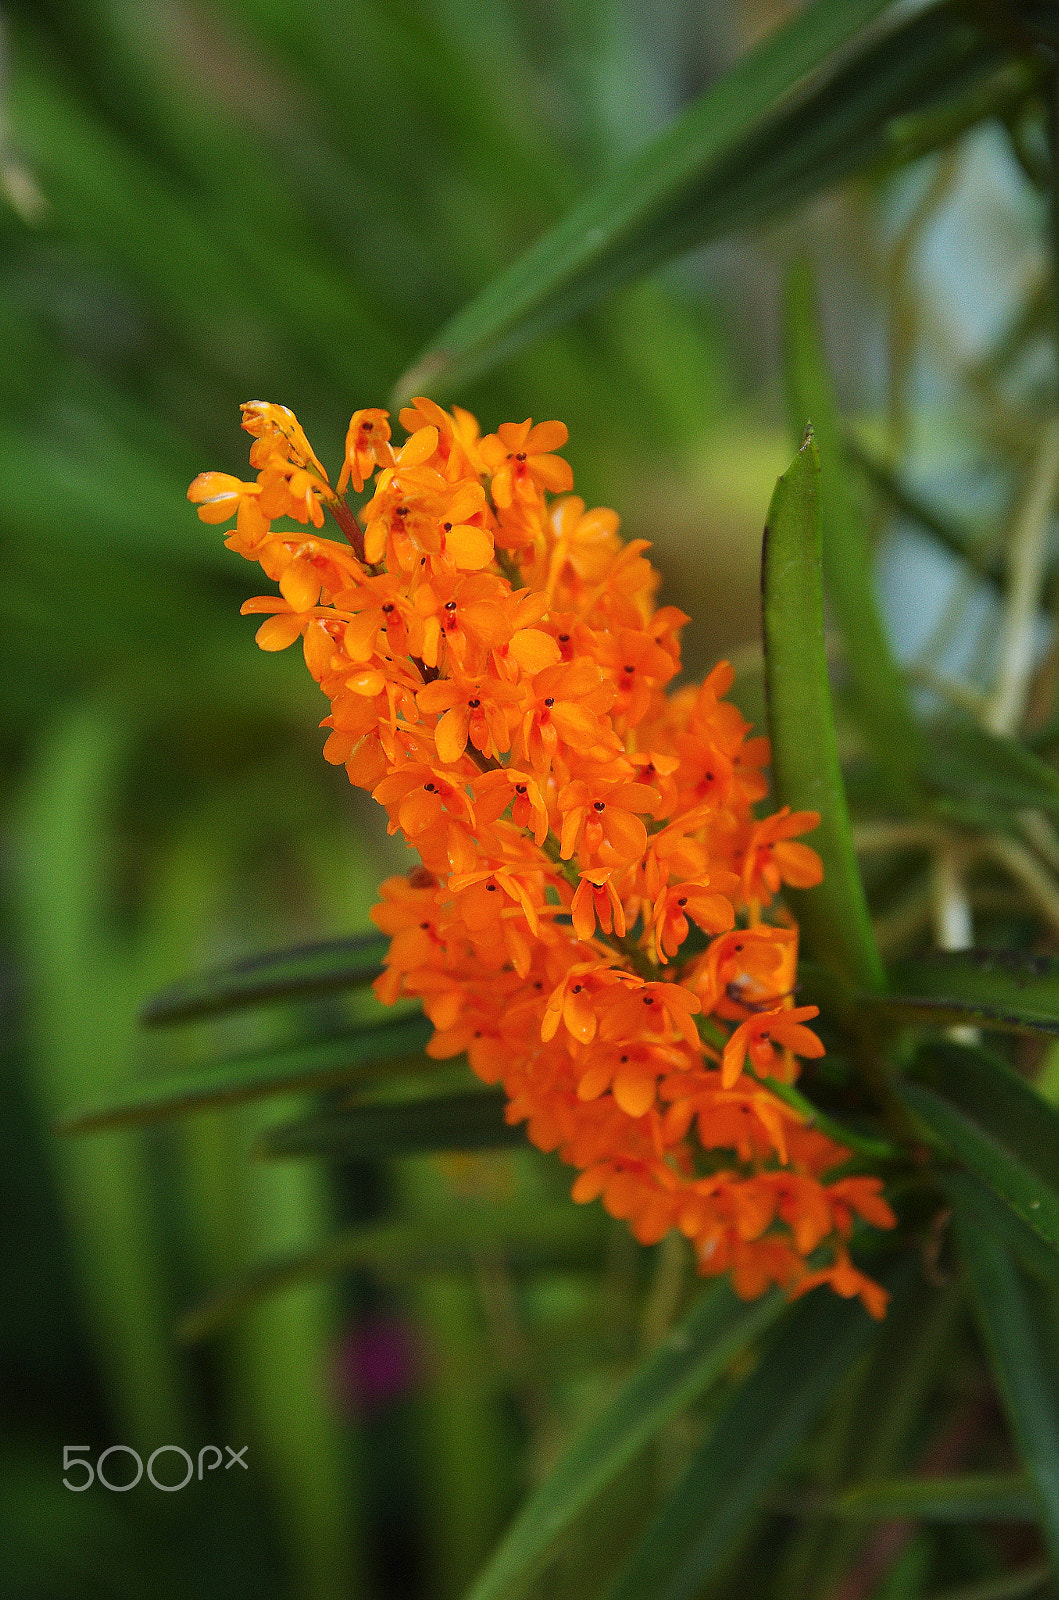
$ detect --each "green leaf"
[140,931,390,1026]
[602,1277,899,1600]
[257,1089,522,1160]
[395,0,1005,399]
[461,1282,785,1600]
[894,1039,1059,1257]
[829,1472,1035,1522]
[177,1203,609,1343]
[872,950,1059,1038]
[951,1185,1059,1569]
[762,430,886,992]
[923,721,1059,823]
[946,1168,1059,1295]
[783,260,924,803]
[56,1013,434,1131]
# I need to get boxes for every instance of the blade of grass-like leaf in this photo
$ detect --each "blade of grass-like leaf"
[871,948,1059,1036]
[946,1170,1059,1294]
[829,1473,1036,1521]
[762,430,886,991]
[602,1277,901,1600]
[393,0,894,400]
[461,1283,784,1600]
[951,1185,1059,1569]
[257,1089,522,1160]
[923,722,1059,821]
[894,1039,1059,1255]
[57,1013,433,1131]
[784,260,923,803]
[889,950,1059,1011]
[141,931,390,1026]
[867,997,1059,1038]
[177,1203,609,1343]
[395,1,1011,400]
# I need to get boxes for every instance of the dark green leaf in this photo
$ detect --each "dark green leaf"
[57,1014,433,1131]
[177,1204,609,1343]
[951,1186,1059,1569]
[140,931,390,1026]
[762,430,886,991]
[784,260,923,804]
[872,950,1059,1038]
[602,1276,901,1600]
[395,1,1007,399]
[894,1039,1059,1256]
[944,1171,1059,1302]
[923,721,1059,822]
[462,1283,785,1600]
[830,1472,1035,1521]
[257,1089,521,1160]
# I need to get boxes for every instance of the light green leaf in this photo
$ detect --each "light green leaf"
[57,1013,433,1131]
[762,430,885,991]
[140,931,390,1026]
[951,1185,1059,1569]
[602,1279,898,1600]
[894,1039,1059,1258]
[783,260,923,803]
[257,1089,522,1160]
[462,1282,784,1600]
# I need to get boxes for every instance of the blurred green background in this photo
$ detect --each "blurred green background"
[3,2,1056,1597]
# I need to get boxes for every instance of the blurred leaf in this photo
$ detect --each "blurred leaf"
[952,1186,1059,1569]
[784,260,923,803]
[946,1170,1059,1295]
[923,722,1059,823]
[895,1039,1059,1257]
[178,1202,608,1343]
[462,1281,784,1600]
[889,950,1059,1010]
[602,1279,899,1600]
[762,429,885,991]
[829,1472,1036,1521]
[141,930,389,1026]
[396,0,1012,399]
[57,1013,433,1131]
[868,950,1059,1038]
[258,1088,521,1160]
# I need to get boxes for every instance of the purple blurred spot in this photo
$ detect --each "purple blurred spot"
[338,1315,420,1414]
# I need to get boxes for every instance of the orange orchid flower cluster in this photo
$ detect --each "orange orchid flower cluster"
[189,398,895,1316]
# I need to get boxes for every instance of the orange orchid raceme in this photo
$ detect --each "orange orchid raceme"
[191,396,897,1317]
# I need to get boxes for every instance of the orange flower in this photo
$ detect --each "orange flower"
[195,396,896,1320]
[480,419,574,507]
[720,1005,826,1090]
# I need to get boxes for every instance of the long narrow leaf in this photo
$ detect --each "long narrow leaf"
[784,260,923,802]
[462,1283,784,1600]
[395,0,1008,399]
[57,1013,433,1131]
[762,430,885,991]
[178,1204,609,1343]
[602,1278,900,1600]
[257,1089,522,1161]
[140,931,390,1026]
[894,1039,1059,1257]
[830,1473,1036,1521]
[951,1185,1059,1569]
[923,722,1059,822]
